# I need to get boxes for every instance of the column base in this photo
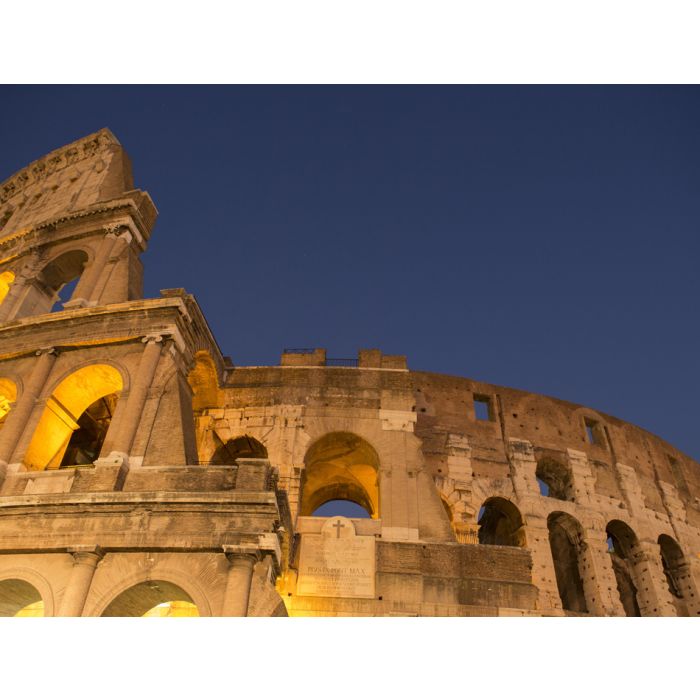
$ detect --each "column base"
[61,298,90,310]
[93,452,130,491]
[94,452,129,468]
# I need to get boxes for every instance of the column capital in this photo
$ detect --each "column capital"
[103,222,131,238]
[35,346,58,357]
[68,545,105,565]
[141,334,165,345]
[222,545,261,566]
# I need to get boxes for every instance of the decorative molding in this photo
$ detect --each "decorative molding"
[0,129,119,206]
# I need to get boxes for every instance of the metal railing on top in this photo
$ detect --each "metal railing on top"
[326,358,359,367]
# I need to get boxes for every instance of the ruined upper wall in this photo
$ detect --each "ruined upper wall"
[218,363,700,514]
[411,370,700,514]
[0,129,134,240]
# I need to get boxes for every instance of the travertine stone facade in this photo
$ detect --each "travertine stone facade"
[0,131,697,616]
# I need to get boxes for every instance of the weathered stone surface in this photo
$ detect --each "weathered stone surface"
[1,130,698,617]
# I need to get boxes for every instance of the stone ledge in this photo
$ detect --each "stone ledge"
[0,490,278,509]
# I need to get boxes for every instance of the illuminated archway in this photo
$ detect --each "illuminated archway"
[101,580,199,617]
[0,377,18,427]
[477,497,525,546]
[0,270,15,307]
[0,578,44,617]
[23,364,123,470]
[300,432,380,518]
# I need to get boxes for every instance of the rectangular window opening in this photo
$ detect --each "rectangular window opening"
[473,395,491,421]
[584,418,603,446]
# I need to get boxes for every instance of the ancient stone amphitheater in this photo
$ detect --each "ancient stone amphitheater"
[0,129,697,616]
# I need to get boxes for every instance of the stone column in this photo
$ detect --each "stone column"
[567,449,597,506]
[57,547,104,617]
[580,525,625,616]
[507,439,538,499]
[106,335,164,463]
[681,558,700,616]
[0,348,58,478]
[88,231,132,305]
[66,231,120,307]
[221,548,260,616]
[634,540,678,616]
[523,515,566,615]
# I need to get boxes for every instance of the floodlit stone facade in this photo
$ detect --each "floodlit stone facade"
[0,130,698,616]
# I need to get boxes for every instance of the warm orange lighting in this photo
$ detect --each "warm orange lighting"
[188,351,221,412]
[142,601,199,617]
[0,377,17,424]
[23,364,123,470]
[14,600,44,617]
[300,432,380,518]
[0,270,15,307]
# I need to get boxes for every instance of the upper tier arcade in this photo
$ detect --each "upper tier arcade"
[0,129,157,319]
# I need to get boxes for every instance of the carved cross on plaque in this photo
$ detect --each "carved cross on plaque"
[332,519,345,538]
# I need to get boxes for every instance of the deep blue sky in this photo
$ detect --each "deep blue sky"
[2,86,699,459]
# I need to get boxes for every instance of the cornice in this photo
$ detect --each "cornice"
[0,193,157,262]
[0,128,119,206]
[0,295,223,371]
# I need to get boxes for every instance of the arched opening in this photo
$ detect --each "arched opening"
[547,512,588,613]
[0,270,15,308]
[0,377,17,428]
[536,458,573,501]
[0,578,44,617]
[210,435,268,464]
[59,392,119,467]
[101,580,199,617]
[15,250,88,318]
[300,432,380,518]
[23,364,123,470]
[312,500,372,518]
[658,534,689,616]
[477,497,525,546]
[606,520,642,617]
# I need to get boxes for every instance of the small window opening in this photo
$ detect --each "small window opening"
[584,418,603,446]
[473,395,491,421]
[536,477,550,496]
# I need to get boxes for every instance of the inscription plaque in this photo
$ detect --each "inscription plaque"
[297,516,376,598]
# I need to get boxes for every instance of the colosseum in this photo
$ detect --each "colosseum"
[0,128,698,617]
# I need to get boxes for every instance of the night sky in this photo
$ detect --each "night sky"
[2,86,699,460]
